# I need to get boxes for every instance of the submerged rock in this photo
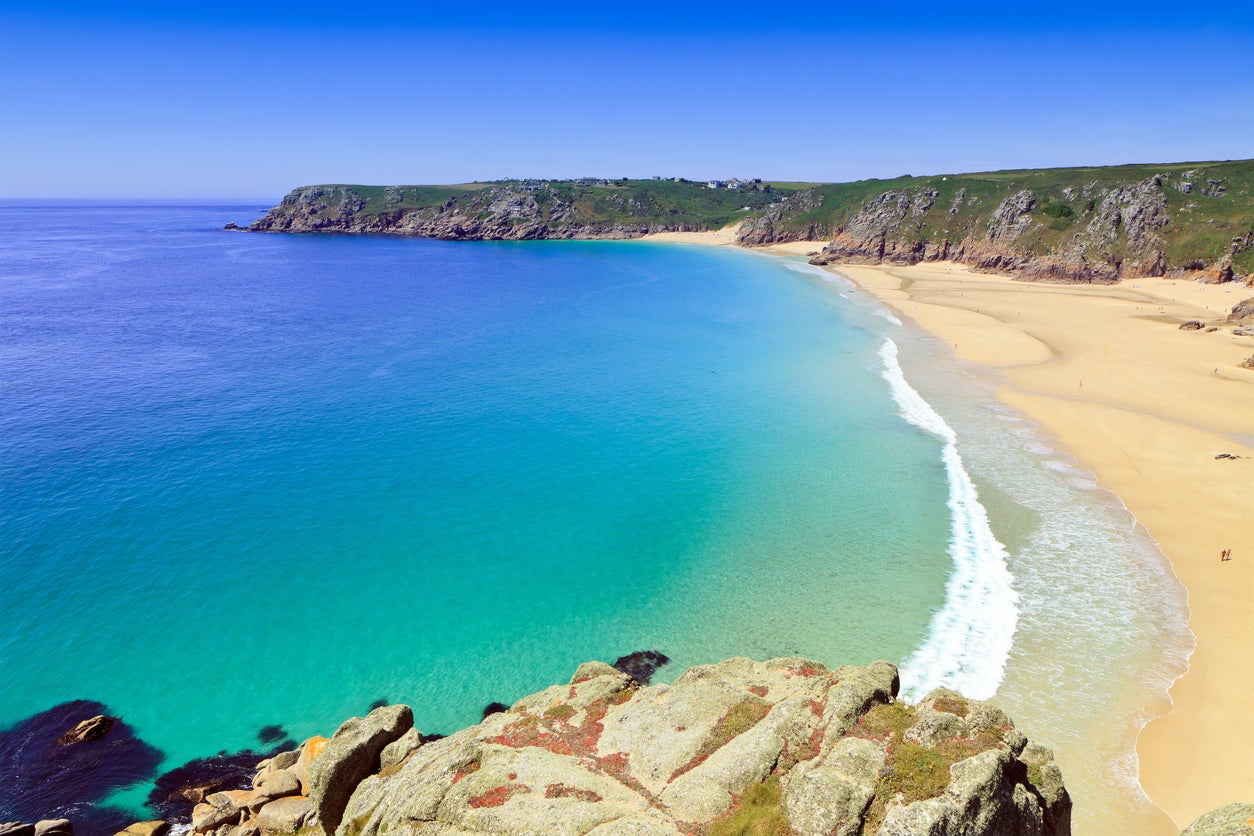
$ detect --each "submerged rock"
[256,726,287,746]
[481,702,509,720]
[611,650,671,685]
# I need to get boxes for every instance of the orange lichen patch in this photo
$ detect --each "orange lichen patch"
[748,685,769,698]
[544,783,602,803]
[302,736,330,762]
[568,686,578,700]
[467,783,530,808]
[806,699,825,717]
[507,773,517,781]
[667,698,772,783]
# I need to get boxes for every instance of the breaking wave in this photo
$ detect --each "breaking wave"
[878,338,1019,700]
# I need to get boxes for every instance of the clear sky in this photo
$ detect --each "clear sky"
[2,1,1252,198]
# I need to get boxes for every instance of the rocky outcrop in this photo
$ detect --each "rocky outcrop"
[308,705,412,835]
[56,716,114,746]
[735,189,829,245]
[266,657,1070,836]
[1180,802,1254,835]
[1230,297,1254,324]
[804,176,1188,283]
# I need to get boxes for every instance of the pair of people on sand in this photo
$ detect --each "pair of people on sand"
[1220,548,1233,562]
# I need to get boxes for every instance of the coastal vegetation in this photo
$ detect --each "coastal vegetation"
[244,159,1254,284]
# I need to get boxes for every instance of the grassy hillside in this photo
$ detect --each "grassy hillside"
[296,179,799,231]
[251,160,1254,279]
[766,159,1254,276]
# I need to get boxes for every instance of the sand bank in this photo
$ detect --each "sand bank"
[638,225,829,258]
[830,261,1254,829]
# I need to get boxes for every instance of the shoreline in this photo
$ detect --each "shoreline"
[640,229,1254,827]
[821,260,1253,830]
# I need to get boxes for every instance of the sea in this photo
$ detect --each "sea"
[0,202,1191,834]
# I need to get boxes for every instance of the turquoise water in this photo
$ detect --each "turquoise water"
[0,205,1190,834]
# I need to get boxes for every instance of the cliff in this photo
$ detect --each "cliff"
[241,180,790,241]
[170,658,1071,836]
[748,161,1254,284]
[241,160,1254,284]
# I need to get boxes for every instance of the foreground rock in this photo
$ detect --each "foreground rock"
[320,658,1068,836]
[178,658,1067,836]
[308,705,413,834]
[1181,802,1254,835]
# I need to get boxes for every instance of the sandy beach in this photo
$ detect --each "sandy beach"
[827,260,1254,829]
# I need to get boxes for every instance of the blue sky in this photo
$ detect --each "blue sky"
[2,2,1252,197]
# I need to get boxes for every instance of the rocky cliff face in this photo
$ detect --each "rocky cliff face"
[735,189,830,245]
[174,657,1070,836]
[800,176,1187,283]
[248,185,730,241]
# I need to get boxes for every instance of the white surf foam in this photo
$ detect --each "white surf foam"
[878,338,1019,700]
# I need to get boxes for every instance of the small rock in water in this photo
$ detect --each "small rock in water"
[612,650,671,684]
[481,702,509,719]
[56,715,114,746]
